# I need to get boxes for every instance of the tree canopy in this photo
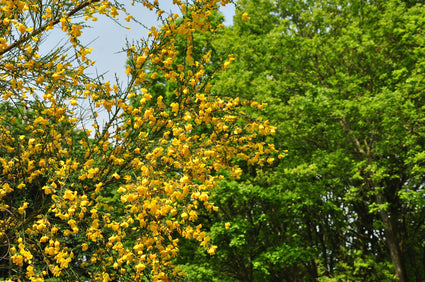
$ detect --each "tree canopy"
[175,0,425,281]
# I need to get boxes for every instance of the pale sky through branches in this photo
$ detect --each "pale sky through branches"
[39,2,235,131]
[77,3,235,83]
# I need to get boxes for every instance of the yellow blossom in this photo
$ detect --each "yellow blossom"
[18,202,29,214]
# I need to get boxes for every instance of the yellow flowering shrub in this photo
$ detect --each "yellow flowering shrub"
[0,0,277,281]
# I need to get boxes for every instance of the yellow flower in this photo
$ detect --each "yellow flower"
[18,24,27,34]
[267,157,274,165]
[64,189,76,201]
[125,14,133,22]
[42,185,52,195]
[4,63,14,70]
[81,243,88,251]
[135,263,146,272]
[136,55,146,66]
[207,245,217,255]
[18,202,29,214]
[171,102,179,114]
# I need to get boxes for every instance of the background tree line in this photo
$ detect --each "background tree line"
[173,0,425,281]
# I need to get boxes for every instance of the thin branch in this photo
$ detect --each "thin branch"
[339,118,367,156]
[0,0,100,56]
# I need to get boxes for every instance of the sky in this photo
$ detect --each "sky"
[73,2,236,83]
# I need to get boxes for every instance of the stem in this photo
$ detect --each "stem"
[0,0,100,57]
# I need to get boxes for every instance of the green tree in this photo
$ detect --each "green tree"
[177,0,425,281]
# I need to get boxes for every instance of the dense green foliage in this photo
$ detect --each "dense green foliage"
[176,0,425,281]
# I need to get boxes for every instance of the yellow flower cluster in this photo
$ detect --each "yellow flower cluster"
[0,0,278,281]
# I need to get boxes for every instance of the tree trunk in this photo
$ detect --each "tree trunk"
[376,193,407,282]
